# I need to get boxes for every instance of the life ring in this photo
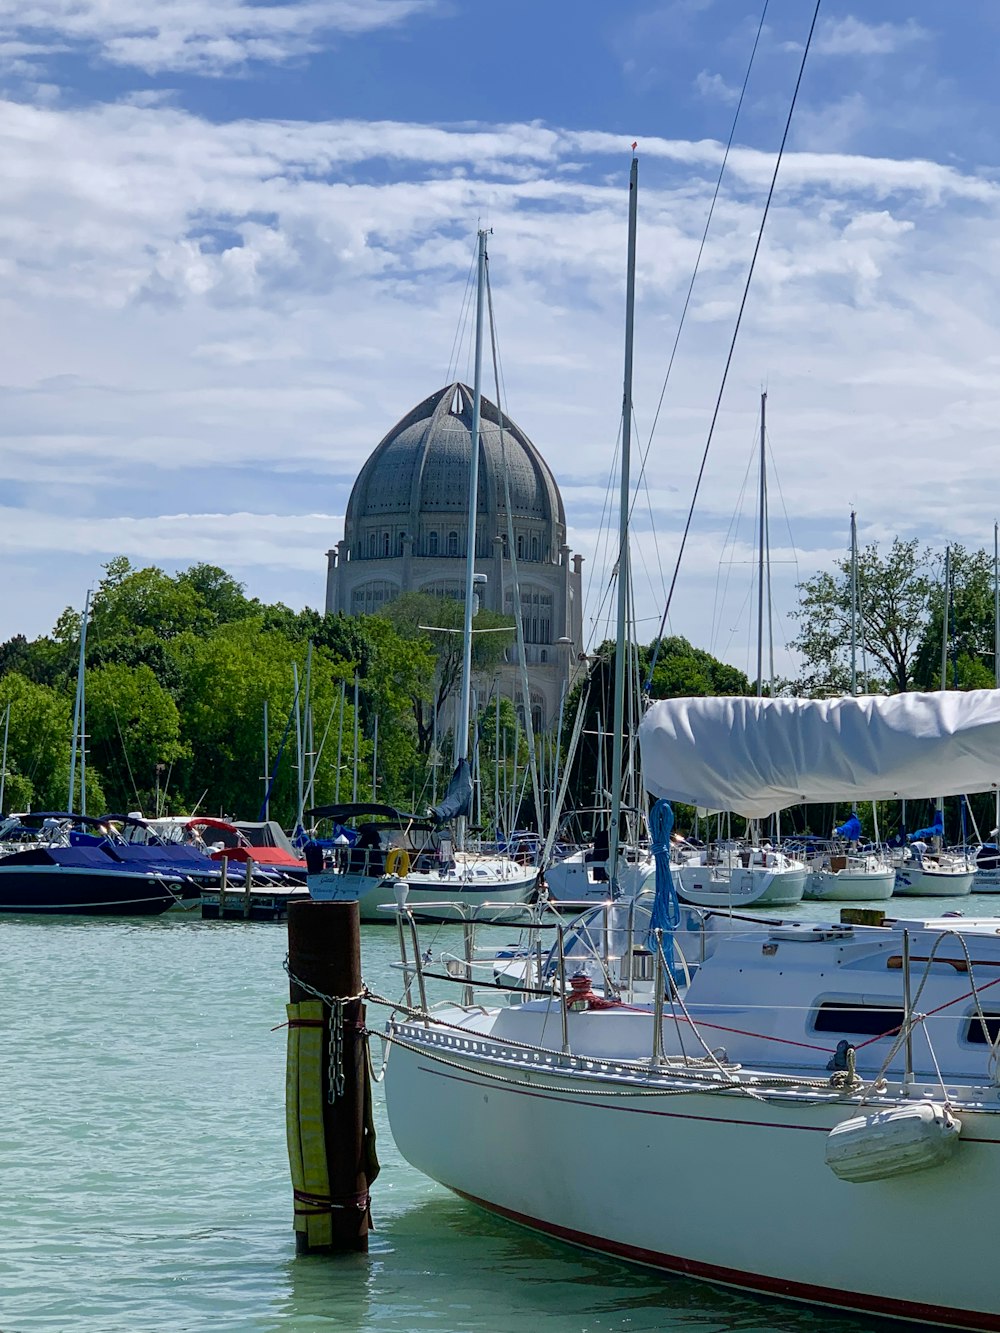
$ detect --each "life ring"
[386,848,410,878]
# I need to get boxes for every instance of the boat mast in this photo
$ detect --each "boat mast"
[455,227,488,852]
[68,590,90,816]
[608,153,638,893]
[995,521,999,840]
[850,511,859,697]
[0,701,9,812]
[755,391,767,697]
[262,699,270,820]
[936,545,951,845]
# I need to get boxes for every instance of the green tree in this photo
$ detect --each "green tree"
[791,538,933,694]
[85,663,190,812]
[912,545,997,690]
[380,593,515,753]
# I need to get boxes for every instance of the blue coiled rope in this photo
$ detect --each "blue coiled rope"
[648,799,680,974]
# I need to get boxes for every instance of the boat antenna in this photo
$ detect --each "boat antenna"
[644,0,824,693]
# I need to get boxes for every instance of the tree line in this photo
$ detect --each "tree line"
[6,537,974,837]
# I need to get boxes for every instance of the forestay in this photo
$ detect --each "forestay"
[639,690,1000,818]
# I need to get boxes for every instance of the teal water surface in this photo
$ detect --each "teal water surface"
[1,900,988,1332]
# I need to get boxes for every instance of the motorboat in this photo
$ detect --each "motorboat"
[185,816,307,884]
[0,842,180,914]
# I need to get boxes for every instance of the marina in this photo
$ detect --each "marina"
[3,897,992,1333]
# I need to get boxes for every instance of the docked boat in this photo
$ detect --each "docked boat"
[891,847,975,897]
[383,688,1000,1332]
[672,842,806,908]
[803,851,896,900]
[378,147,1000,1328]
[0,844,180,914]
[185,816,307,884]
[304,801,536,923]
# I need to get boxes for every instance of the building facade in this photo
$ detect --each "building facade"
[325,382,583,730]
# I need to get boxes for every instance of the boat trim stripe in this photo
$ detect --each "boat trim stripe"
[451,1187,1000,1330]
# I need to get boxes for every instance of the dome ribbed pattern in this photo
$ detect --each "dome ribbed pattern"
[344,383,565,537]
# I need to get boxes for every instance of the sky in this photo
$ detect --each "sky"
[2,0,1000,681]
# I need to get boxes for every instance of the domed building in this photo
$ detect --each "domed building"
[325,383,583,730]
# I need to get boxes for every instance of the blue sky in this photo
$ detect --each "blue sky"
[2,1,1000,678]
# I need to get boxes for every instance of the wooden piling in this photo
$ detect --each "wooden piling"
[244,857,255,919]
[285,899,374,1254]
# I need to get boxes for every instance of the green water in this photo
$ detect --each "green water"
[1,903,984,1332]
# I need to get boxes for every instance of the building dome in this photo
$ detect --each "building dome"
[325,381,583,731]
[344,383,566,561]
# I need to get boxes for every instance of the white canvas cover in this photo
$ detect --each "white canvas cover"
[638,690,1000,818]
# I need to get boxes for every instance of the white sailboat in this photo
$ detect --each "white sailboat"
[384,685,1000,1333]
[380,156,1000,1330]
[306,230,536,922]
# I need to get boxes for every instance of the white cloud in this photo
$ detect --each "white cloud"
[1,0,436,75]
[814,16,928,58]
[1,99,1000,668]
[694,70,739,104]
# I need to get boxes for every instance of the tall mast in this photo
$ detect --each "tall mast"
[455,228,488,851]
[995,522,999,837]
[68,590,90,815]
[755,391,767,697]
[850,510,859,696]
[608,154,638,892]
[936,545,951,839]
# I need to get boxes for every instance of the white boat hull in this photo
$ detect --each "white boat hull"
[386,1021,1000,1331]
[544,851,655,908]
[673,863,806,908]
[973,867,1000,893]
[893,866,975,897]
[308,862,536,922]
[803,868,896,901]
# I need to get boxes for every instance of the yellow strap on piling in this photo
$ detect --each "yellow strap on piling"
[285,1000,333,1248]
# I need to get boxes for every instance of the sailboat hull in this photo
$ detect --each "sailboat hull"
[673,864,806,908]
[308,863,537,922]
[893,867,974,897]
[803,868,896,901]
[386,1025,1000,1332]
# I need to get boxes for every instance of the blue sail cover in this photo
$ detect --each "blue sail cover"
[430,759,473,825]
[910,812,945,841]
[647,799,680,976]
[834,815,862,841]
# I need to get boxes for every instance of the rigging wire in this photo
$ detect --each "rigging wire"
[644,0,824,692]
[445,244,478,385]
[627,0,771,583]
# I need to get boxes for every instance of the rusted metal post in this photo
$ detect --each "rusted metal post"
[286,900,373,1254]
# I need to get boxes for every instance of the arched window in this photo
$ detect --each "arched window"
[383,531,390,556]
[397,532,405,556]
[367,532,376,558]
[428,531,439,556]
[516,534,525,559]
[531,535,539,562]
[420,581,464,600]
[351,580,399,615]
[505,586,552,644]
[447,531,459,557]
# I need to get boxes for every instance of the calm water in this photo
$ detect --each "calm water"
[1,897,991,1332]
